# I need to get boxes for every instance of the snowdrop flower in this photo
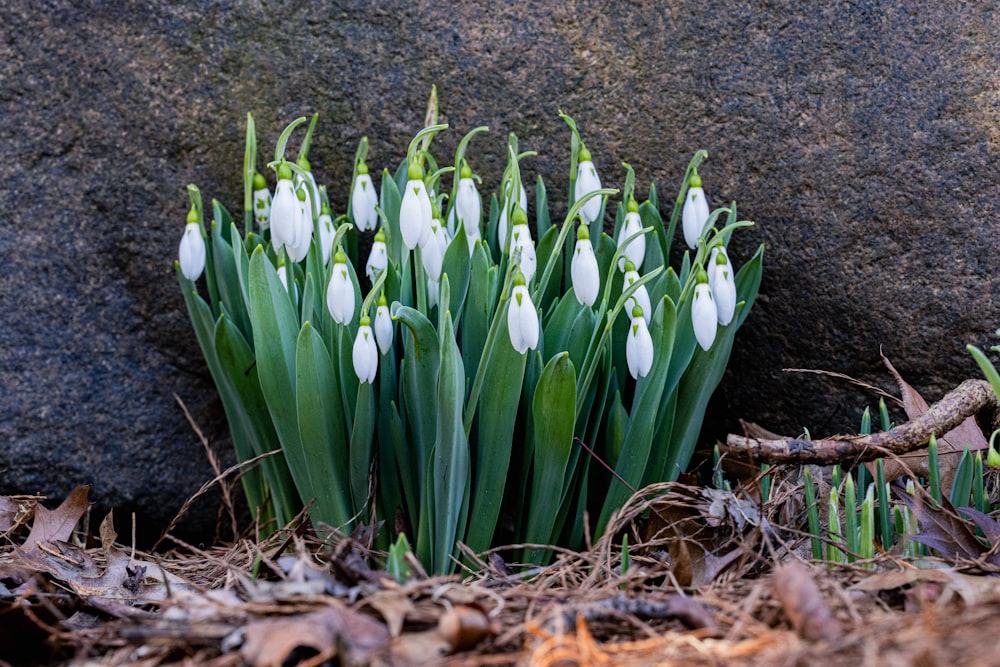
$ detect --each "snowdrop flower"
[617,198,645,271]
[574,146,603,225]
[571,222,600,306]
[374,293,393,355]
[423,217,446,282]
[365,227,388,284]
[326,248,355,325]
[509,207,536,284]
[399,162,432,250]
[178,205,205,281]
[296,156,320,221]
[682,171,710,249]
[709,247,737,326]
[277,260,290,291]
[352,315,378,384]
[269,162,299,253]
[285,186,312,263]
[626,305,654,379]
[507,270,539,354]
[497,178,528,252]
[252,172,272,232]
[692,269,718,351]
[351,160,379,232]
[454,162,482,250]
[622,259,651,325]
[318,200,335,266]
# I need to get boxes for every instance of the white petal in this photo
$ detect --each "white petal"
[253,188,272,231]
[713,265,737,326]
[682,186,710,249]
[571,239,600,306]
[270,179,298,250]
[365,240,387,283]
[617,212,646,271]
[692,283,718,351]
[277,265,288,290]
[351,174,379,232]
[352,325,378,383]
[374,305,393,354]
[319,214,335,266]
[456,177,481,239]
[326,264,356,325]
[511,225,536,284]
[575,160,603,224]
[626,316,654,379]
[400,180,428,250]
[178,223,205,281]
[507,286,538,353]
[624,270,652,325]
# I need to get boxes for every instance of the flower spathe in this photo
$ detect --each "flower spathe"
[682,171,710,249]
[400,162,432,250]
[252,172,272,232]
[507,270,539,354]
[574,146,603,224]
[352,316,378,384]
[374,294,393,355]
[617,198,645,272]
[626,305,654,379]
[327,248,355,325]
[692,269,718,351]
[571,223,600,306]
[351,161,379,232]
[710,247,737,326]
[178,206,205,281]
[365,228,388,284]
[623,259,651,325]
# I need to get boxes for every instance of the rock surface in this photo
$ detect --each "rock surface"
[2,1,998,537]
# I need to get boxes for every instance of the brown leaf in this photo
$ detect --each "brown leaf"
[878,355,988,488]
[241,603,389,667]
[772,561,841,642]
[20,486,89,555]
[0,497,21,532]
[389,629,451,666]
[438,605,498,652]
[849,568,1000,604]
[363,589,416,638]
[892,486,999,565]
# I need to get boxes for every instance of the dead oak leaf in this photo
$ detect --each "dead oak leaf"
[892,485,1000,566]
[20,486,89,555]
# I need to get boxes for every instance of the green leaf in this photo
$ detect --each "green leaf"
[462,242,492,382]
[432,314,469,573]
[597,296,677,535]
[524,352,577,562]
[380,169,404,264]
[295,322,353,531]
[440,224,471,319]
[394,305,441,483]
[535,176,551,237]
[350,381,377,519]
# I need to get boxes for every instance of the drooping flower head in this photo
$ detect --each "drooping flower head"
[509,206,536,284]
[296,156,320,221]
[178,204,205,281]
[497,177,528,252]
[318,199,335,266]
[571,221,600,307]
[351,160,379,232]
[252,171,272,233]
[507,269,539,354]
[617,197,645,272]
[454,161,482,251]
[623,259,651,325]
[352,315,378,384]
[626,304,654,379]
[692,268,718,351]
[374,292,393,355]
[710,246,737,326]
[574,145,603,225]
[682,171,710,249]
[270,161,299,253]
[285,185,312,263]
[326,247,356,325]
[365,227,388,284]
[400,162,432,250]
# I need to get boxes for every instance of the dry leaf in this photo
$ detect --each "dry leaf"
[20,486,89,555]
[241,602,389,667]
[438,605,498,652]
[364,589,416,638]
[388,629,451,666]
[849,568,1000,604]
[772,561,841,642]
[892,486,1000,565]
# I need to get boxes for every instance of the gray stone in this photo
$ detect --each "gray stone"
[2,1,998,538]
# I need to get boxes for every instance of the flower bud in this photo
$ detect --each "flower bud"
[252,172,272,232]
[682,171,710,249]
[351,161,379,232]
[326,248,355,325]
[617,198,645,272]
[352,315,378,384]
[507,270,539,354]
[692,268,718,351]
[178,205,205,281]
[626,305,654,379]
[374,293,393,355]
[710,248,736,326]
[318,200,335,266]
[574,145,603,224]
[571,222,600,306]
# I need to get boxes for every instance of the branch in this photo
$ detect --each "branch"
[721,379,997,465]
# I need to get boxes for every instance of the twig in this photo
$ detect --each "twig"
[722,379,997,465]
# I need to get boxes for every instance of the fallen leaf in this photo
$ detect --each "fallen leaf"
[389,628,451,666]
[892,485,1000,566]
[241,602,389,667]
[438,605,498,652]
[363,588,416,638]
[772,561,841,642]
[20,486,89,555]
[0,497,21,532]
[849,568,1000,604]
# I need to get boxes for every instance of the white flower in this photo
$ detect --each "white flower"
[318,202,335,266]
[178,212,205,281]
[692,270,718,351]
[682,172,710,249]
[422,218,446,281]
[626,306,654,379]
[509,208,536,284]
[427,277,440,309]
[617,199,645,271]
[252,172,271,232]
[326,249,355,325]
[285,186,312,263]
[574,146,603,224]
[507,272,539,354]
[374,296,393,354]
[365,228,388,283]
[571,224,600,306]
[296,156,320,221]
[352,316,378,384]
[623,260,651,325]
[351,163,379,232]
[455,164,482,251]
[710,248,737,326]
[277,263,289,291]
[400,163,432,250]
[269,162,298,252]
[497,179,528,252]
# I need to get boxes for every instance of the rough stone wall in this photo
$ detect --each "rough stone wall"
[2,1,997,538]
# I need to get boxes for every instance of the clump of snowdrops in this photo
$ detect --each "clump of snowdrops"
[177,99,763,573]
